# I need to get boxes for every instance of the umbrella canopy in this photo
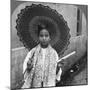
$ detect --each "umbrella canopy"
[16,4,70,54]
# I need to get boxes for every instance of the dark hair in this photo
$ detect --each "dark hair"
[37,24,49,36]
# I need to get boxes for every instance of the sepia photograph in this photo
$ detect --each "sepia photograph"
[11,0,88,89]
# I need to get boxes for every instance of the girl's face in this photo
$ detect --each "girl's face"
[39,29,50,46]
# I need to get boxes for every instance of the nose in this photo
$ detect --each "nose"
[43,36,46,40]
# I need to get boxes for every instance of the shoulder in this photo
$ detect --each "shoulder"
[27,44,41,55]
[50,46,59,61]
[53,49,58,57]
[27,47,36,56]
[50,46,58,56]
[29,47,36,53]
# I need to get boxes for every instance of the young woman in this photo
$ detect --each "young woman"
[22,26,62,88]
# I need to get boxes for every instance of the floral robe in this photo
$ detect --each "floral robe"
[22,44,61,88]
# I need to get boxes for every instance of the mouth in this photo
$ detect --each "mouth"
[42,41,46,44]
[41,41,47,45]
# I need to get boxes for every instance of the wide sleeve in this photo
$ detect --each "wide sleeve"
[23,48,35,74]
[56,67,62,81]
[55,51,62,81]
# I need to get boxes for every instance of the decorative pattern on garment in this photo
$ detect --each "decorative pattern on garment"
[22,44,58,88]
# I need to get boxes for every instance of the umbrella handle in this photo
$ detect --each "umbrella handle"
[57,51,76,63]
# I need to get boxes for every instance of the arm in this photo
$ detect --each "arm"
[56,51,76,81]
[54,51,62,82]
[23,48,35,74]
[56,66,62,81]
[23,51,31,74]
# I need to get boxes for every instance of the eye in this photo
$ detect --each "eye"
[45,34,49,37]
[40,34,43,37]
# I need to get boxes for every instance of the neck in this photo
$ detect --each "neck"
[40,44,49,48]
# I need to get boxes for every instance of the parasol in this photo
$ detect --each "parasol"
[16,4,70,54]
